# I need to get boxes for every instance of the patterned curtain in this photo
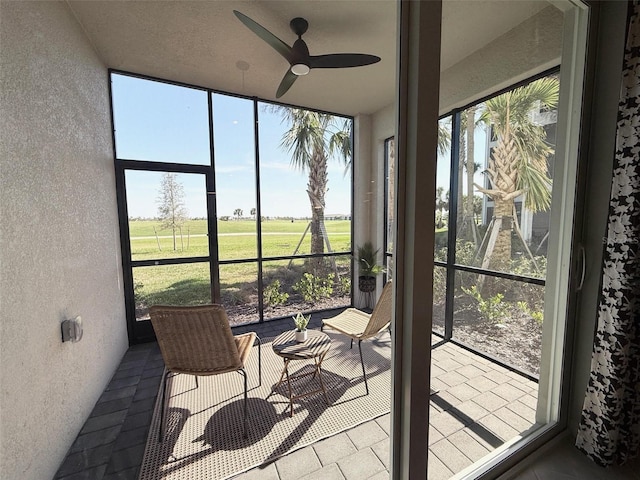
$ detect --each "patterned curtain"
[575,0,640,467]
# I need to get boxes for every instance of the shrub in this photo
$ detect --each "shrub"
[433,267,446,305]
[263,280,289,307]
[293,273,334,302]
[434,230,448,253]
[462,285,510,323]
[516,300,544,325]
[455,239,478,266]
[511,255,547,278]
[338,275,351,296]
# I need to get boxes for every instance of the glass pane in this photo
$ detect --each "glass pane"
[455,75,557,280]
[453,272,544,375]
[431,0,585,476]
[111,74,210,164]
[212,93,258,260]
[126,171,208,261]
[219,262,259,326]
[262,256,351,321]
[432,265,446,336]
[257,103,352,258]
[385,137,395,255]
[435,116,452,261]
[133,263,211,321]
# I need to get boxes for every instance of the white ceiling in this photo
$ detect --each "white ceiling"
[67,0,553,117]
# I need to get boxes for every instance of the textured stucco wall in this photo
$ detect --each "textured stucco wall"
[440,5,563,113]
[353,114,374,307]
[0,2,128,479]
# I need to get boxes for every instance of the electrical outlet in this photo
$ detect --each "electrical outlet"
[61,316,83,343]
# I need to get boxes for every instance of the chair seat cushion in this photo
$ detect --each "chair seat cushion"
[322,308,371,338]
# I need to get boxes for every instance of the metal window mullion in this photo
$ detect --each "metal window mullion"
[114,159,211,174]
[445,110,462,340]
[110,71,136,342]
[349,120,356,307]
[207,92,221,303]
[254,100,265,322]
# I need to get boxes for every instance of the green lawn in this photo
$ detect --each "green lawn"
[128,219,352,261]
[128,218,351,237]
[130,219,353,317]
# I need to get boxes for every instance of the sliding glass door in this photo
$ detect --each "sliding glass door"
[391,0,589,477]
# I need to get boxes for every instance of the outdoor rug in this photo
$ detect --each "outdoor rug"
[138,330,392,480]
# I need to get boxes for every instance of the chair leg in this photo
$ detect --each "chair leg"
[158,369,171,442]
[358,340,369,395]
[255,335,262,387]
[350,338,354,349]
[195,376,198,389]
[240,368,248,439]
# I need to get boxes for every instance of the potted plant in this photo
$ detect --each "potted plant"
[356,242,385,292]
[293,312,310,342]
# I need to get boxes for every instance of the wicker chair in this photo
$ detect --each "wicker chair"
[321,281,393,394]
[149,304,261,441]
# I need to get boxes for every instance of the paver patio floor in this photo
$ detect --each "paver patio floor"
[54,311,540,480]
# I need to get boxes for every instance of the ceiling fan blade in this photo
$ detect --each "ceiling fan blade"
[233,11,294,63]
[309,53,381,69]
[276,70,298,98]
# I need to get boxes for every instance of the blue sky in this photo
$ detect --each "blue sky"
[111,74,352,219]
[111,74,489,221]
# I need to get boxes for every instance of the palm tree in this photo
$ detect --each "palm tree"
[437,120,452,157]
[273,107,352,271]
[457,105,485,246]
[474,76,559,275]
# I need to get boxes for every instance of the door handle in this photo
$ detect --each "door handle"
[576,243,586,291]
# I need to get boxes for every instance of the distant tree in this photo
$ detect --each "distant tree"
[436,187,448,228]
[234,208,243,219]
[250,207,256,219]
[157,173,187,251]
[462,194,483,221]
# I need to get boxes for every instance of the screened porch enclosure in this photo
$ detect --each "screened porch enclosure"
[112,75,354,342]
[383,71,559,379]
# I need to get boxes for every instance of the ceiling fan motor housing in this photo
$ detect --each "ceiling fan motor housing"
[290,17,309,36]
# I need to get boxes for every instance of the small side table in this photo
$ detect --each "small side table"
[271,329,331,416]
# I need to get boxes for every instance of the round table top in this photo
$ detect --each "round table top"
[272,329,331,360]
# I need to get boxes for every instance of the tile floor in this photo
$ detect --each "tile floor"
[52,312,639,480]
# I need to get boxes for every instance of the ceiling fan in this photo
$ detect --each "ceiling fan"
[233,10,381,98]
